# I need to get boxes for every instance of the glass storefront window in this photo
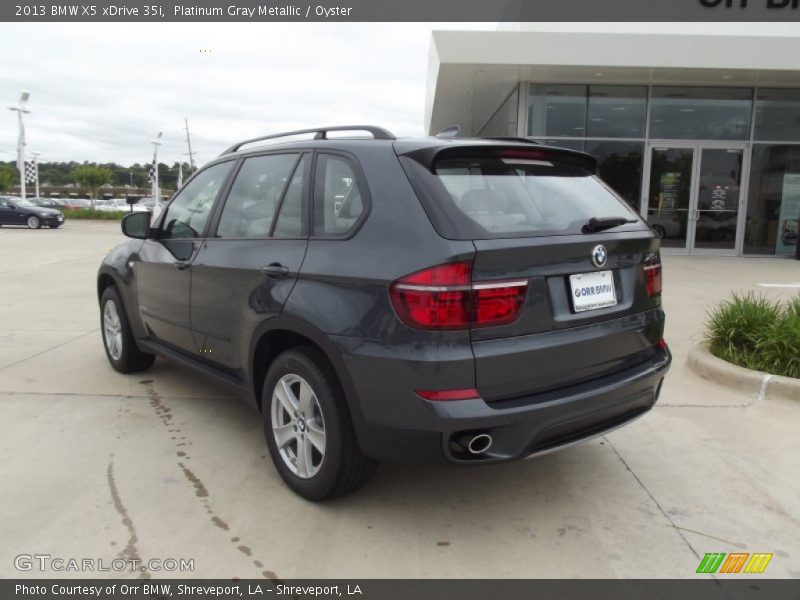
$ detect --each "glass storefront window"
[528,84,647,139]
[519,82,800,254]
[587,86,647,139]
[745,144,800,255]
[754,89,800,142]
[585,141,645,211]
[650,87,753,140]
[528,85,587,137]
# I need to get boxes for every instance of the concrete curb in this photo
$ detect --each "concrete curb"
[687,345,799,402]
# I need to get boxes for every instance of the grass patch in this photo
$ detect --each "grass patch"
[705,292,800,379]
[61,208,126,220]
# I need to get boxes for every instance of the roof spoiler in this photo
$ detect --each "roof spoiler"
[399,143,598,175]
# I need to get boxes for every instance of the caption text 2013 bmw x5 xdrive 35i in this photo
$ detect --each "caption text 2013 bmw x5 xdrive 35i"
[97,126,670,500]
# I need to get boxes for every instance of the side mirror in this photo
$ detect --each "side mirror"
[121,211,150,239]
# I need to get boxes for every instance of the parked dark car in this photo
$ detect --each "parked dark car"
[30,197,64,209]
[97,126,670,500]
[0,196,64,228]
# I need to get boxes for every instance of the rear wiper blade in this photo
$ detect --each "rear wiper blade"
[582,217,638,233]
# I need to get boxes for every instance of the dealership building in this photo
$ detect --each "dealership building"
[425,24,800,256]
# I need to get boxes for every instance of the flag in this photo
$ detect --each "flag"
[147,161,156,184]
[177,163,183,188]
[24,161,37,184]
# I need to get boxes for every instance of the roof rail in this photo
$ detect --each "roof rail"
[220,125,396,155]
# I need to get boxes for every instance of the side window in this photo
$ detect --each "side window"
[160,161,233,240]
[273,155,308,238]
[216,154,299,239]
[313,154,365,237]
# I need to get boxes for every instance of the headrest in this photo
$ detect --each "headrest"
[460,189,507,213]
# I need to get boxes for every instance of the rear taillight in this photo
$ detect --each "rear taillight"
[641,251,662,298]
[389,262,472,330]
[390,261,529,330]
[473,281,529,326]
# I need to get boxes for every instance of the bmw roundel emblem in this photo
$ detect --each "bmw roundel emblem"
[591,245,608,268]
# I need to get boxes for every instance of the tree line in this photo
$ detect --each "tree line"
[0,160,193,195]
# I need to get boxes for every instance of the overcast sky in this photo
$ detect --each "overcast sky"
[0,23,495,166]
[2,22,797,167]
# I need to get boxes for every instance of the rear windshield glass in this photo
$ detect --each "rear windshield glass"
[401,153,642,240]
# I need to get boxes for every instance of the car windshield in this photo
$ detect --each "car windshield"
[16,199,35,207]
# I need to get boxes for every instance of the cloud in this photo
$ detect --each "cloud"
[0,22,494,166]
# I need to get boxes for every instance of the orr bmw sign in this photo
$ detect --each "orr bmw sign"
[699,0,800,7]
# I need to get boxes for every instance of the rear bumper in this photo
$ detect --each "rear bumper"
[338,333,670,465]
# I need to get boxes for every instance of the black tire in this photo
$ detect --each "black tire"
[100,286,156,373]
[262,347,377,501]
[652,224,665,239]
[27,215,41,229]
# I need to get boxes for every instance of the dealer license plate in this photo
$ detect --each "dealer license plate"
[569,270,617,313]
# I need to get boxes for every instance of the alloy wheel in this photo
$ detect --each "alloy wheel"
[103,300,123,361]
[271,374,326,479]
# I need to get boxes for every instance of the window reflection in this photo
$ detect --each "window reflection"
[694,149,743,251]
[585,141,644,211]
[528,85,647,139]
[588,86,647,138]
[528,85,587,137]
[745,145,800,255]
[755,89,800,142]
[650,87,752,140]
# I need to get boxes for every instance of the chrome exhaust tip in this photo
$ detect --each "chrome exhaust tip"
[465,433,493,455]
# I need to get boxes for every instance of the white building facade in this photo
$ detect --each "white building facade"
[426,24,800,256]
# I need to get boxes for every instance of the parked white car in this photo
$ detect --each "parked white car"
[94,199,149,212]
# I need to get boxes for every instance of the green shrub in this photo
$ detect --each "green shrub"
[705,292,800,379]
[61,208,126,220]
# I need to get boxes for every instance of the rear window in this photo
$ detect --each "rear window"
[401,150,642,240]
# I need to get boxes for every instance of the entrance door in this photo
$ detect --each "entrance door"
[642,143,747,255]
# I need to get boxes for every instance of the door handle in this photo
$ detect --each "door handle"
[260,263,290,278]
[173,260,191,270]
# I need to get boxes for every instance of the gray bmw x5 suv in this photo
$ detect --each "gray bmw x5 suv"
[97,125,670,500]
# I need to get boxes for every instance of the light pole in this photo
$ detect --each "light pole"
[184,118,196,172]
[7,92,30,198]
[150,131,162,207]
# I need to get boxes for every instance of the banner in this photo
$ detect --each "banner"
[3,579,800,600]
[5,0,800,22]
